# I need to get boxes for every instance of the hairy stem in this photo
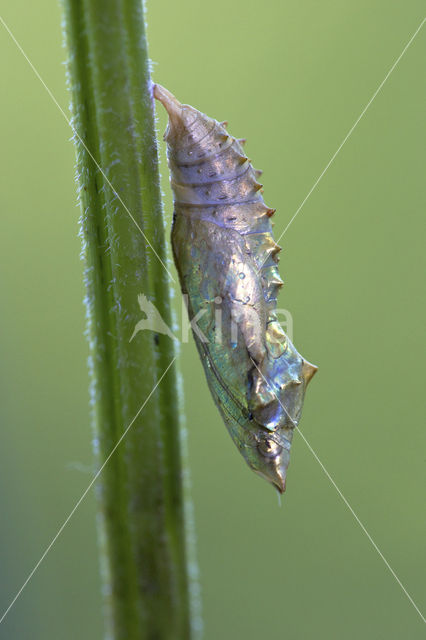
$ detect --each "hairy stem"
[61,1,199,637]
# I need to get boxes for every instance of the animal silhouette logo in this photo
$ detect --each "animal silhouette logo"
[130,294,176,342]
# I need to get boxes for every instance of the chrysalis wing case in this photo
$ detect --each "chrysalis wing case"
[154,84,317,493]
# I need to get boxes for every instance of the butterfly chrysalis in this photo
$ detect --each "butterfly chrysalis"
[154,84,317,493]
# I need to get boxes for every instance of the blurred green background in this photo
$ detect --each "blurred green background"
[0,1,425,638]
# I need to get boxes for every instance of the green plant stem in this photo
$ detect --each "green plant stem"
[61,1,197,638]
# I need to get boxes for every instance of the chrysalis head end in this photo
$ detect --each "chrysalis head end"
[153,83,183,126]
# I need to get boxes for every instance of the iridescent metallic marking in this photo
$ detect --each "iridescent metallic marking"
[154,84,317,493]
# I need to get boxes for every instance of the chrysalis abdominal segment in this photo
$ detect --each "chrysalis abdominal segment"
[154,84,317,493]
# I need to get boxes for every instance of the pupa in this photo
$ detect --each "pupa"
[154,84,317,493]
